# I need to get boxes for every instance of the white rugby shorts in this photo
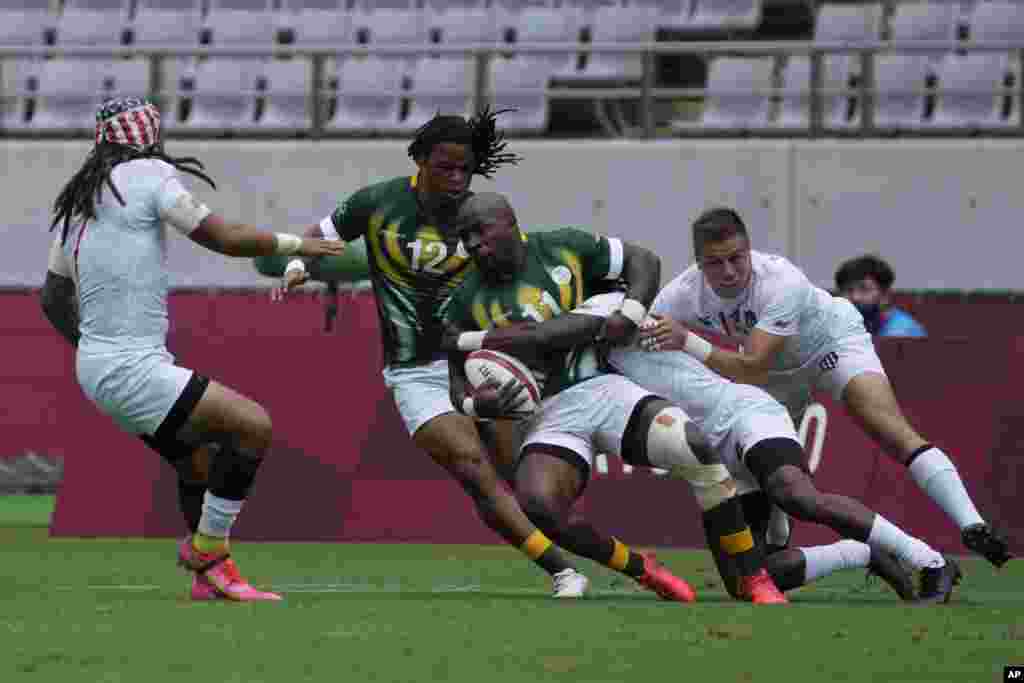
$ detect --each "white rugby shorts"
[761,297,887,421]
[76,347,194,436]
[382,359,457,436]
[520,374,653,471]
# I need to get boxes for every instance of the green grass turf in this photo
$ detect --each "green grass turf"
[0,494,55,527]
[0,519,1020,683]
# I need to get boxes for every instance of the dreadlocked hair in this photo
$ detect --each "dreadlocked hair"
[406,106,522,179]
[50,141,217,245]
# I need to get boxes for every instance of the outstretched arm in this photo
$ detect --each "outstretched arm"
[187,213,343,259]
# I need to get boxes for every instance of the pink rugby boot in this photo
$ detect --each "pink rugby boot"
[178,536,282,602]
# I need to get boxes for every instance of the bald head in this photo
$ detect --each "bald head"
[456,192,516,232]
[456,192,524,279]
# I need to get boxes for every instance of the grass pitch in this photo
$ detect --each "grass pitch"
[1,496,1020,683]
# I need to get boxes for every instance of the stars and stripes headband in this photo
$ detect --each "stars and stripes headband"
[95,97,161,149]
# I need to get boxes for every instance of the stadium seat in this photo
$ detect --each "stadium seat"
[507,8,578,79]
[426,5,500,46]
[872,55,929,131]
[889,0,958,59]
[773,55,854,130]
[132,0,203,51]
[258,59,315,129]
[56,7,128,46]
[357,0,418,8]
[813,3,884,42]
[351,5,428,57]
[968,1,1024,41]
[568,5,658,82]
[404,56,475,130]
[641,0,694,32]
[488,55,549,133]
[30,59,111,130]
[175,59,262,130]
[103,58,150,97]
[930,53,1016,130]
[326,56,405,132]
[494,0,558,36]
[0,9,51,46]
[283,0,353,46]
[64,0,127,8]
[687,0,762,33]
[205,0,278,46]
[673,56,773,132]
[0,58,35,129]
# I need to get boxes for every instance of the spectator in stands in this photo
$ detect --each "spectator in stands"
[834,254,927,338]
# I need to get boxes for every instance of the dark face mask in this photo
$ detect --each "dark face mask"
[853,302,882,333]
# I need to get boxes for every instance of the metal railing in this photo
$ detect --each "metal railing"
[1,40,1021,138]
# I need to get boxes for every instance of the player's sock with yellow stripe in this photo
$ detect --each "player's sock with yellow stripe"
[527,525,646,578]
[520,530,575,575]
[703,498,764,578]
[192,531,229,556]
[605,536,647,578]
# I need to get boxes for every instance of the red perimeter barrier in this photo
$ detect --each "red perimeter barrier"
[1,291,1020,553]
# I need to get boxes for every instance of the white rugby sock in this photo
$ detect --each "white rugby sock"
[908,447,985,530]
[867,514,945,570]
[197,492,244,539]
[800,540,872,584]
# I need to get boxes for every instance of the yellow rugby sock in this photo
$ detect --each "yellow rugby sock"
[192,532,229,556]
[520,530,553,560]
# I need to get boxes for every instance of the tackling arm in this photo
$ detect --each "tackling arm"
[703,329,785,385]
[619,241,661,308]
[644,317,785,385]
[444,314,605,357]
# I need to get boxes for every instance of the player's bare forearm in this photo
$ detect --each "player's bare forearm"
[705,348,772,385]
[620,242,661,307]
[482,314,603,354]
[190,215,279,257]
[39,271,80,348]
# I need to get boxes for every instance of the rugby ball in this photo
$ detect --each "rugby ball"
[464,349,542,416]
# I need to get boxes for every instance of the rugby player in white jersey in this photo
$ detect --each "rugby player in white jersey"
[639,207,1012,569]
[39,97,344,602]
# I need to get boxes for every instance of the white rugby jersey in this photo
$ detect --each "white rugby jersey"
[52,158,208,353]
[651,251,840,373]
[572,292,787,446]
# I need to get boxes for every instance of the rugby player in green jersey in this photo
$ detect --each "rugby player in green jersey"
[279,111,591,598]
[442,193,788,604]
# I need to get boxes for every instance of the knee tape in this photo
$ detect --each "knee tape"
[646,407,736,511]
[645,407,699,470]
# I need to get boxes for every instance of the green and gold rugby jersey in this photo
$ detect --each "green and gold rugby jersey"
[445,228,625,396]
[322,175,473,367]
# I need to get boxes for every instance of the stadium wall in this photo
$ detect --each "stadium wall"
[1,289,1019,553]
[3,139,1021,290]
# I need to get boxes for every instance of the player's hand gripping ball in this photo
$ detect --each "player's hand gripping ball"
[464,350,542,418]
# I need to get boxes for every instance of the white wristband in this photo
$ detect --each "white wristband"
[461,396,477,417]
[617,298,647,326]
[683,333,714,363]
[274,233,303,256]
[285,258,306,276]
[457,331,487,352]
